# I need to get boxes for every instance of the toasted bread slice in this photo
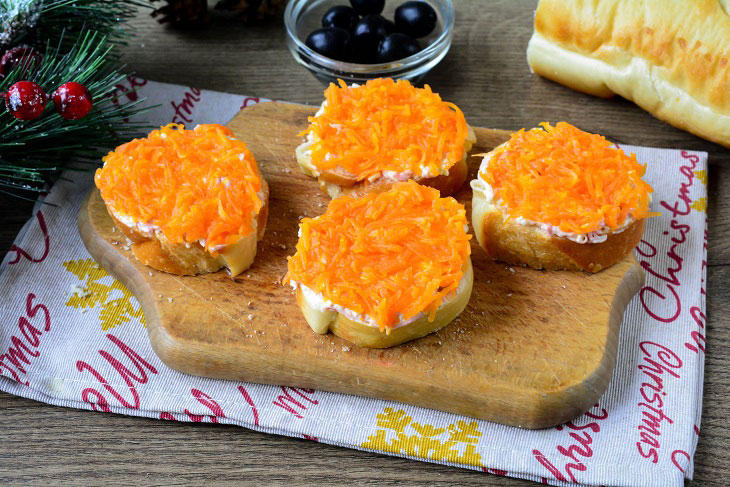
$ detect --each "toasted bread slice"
[285,180,473,347]
[296,78,475,198]
[95,123,269,277]
[296,125,476,198]
[470,122,653,273]
[295,261,473,348]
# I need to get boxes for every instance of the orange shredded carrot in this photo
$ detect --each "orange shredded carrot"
[301,78,469,181]
[95,124,264,254]
[480,122,657,234]
[285,180,471,331]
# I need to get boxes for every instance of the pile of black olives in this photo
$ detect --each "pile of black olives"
[305,0,438,64]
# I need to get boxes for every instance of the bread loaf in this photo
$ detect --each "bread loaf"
[527,0,730,148]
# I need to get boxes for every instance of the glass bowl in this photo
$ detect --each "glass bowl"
[285,0,454,85]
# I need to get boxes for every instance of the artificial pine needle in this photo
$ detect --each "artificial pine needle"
[0,0,153,197]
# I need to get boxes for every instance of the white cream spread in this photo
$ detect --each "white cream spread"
[290,269,471,330]
[111,207,246,253]
[110,209,160,237]
[470,151,636,244]
[381,163,445,181]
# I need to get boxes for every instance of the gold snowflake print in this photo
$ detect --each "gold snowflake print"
[63,258,145,330]
[361,407,484,467]
[691,197,707,213]
[694,170,708,186]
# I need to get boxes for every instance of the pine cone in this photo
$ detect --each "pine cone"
[0,0,42,48]
[214,0,287,23]
[151,0,208,28]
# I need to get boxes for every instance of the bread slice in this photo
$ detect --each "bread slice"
[107,178,269,277]
[471,146,647,273]
[96,124,270,278]
[526,0,730,148]
[286,180,473,347]
[294,261,473,348]
[296,125,476,198]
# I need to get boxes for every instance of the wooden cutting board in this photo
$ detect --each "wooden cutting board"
[78,101,644,429]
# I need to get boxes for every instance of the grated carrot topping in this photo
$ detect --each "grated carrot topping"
[95,124,264,255]
[285,180,471,331]
[480,122,657,234]
[301,78,469,181]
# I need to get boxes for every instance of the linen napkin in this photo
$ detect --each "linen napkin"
[0,79,708,487]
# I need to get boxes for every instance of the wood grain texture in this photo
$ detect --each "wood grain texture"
[1,1,728,484]
[77,101,644,429]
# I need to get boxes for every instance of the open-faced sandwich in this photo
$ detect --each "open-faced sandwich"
[296,78,476,199]
[95,123,269,277]
[471,122,656,272]
[285,180,473,348]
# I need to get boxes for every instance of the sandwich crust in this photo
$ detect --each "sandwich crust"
[526,0,730,148]
[295,262,473,348]
[108,178,269,276]
[472,197,645,273]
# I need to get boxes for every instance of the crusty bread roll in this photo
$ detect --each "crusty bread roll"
[471,122,654,273]
[286,180,473,348]
[296,78,476,198]
[95,123,269,277]
[526,0,730,148]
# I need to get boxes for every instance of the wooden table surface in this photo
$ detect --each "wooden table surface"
[1,1,728,484]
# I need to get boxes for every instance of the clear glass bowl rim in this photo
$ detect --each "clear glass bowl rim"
[284,0,455,75]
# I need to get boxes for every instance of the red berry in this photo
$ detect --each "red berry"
[0,45,42,78]
[5,81,47,120]
[52,82,93,120]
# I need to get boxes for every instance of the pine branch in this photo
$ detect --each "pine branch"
[0,0,154,196]
[2,0,150,49]
[0,32,153,186]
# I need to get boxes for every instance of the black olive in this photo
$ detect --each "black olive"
[351,14,390,63]
[384,18,396,34]
[394,1,437,38]
[349,0,385,16]
[305,27,351,61]
[322,6,359,31]
[377,33,421,62]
